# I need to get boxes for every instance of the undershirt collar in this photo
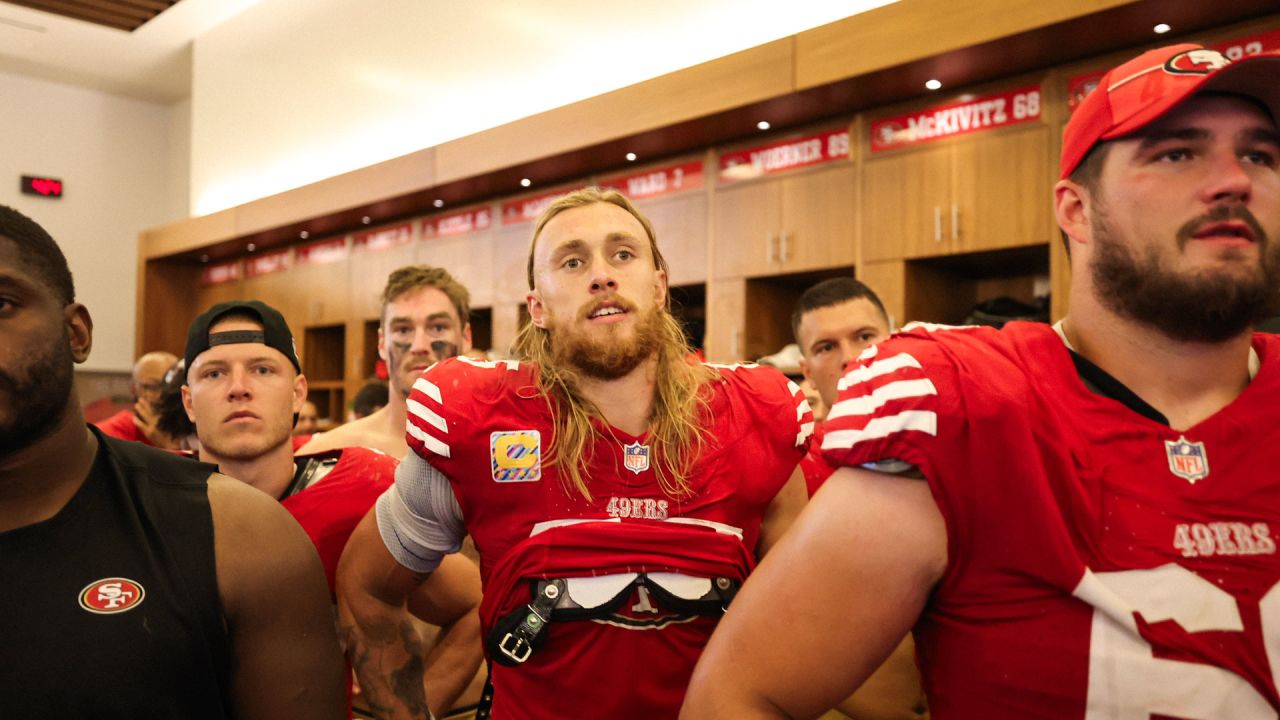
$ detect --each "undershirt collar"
[1051,321,1259,427]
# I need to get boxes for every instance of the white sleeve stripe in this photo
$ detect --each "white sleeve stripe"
[664,517,744,540]
[826,378,938,420]
[796,420,815,448]
[407,420,451,458]
[406,398,447,434]
[837,352,924,391]
[411,376,443,404]
[822,410,937,449]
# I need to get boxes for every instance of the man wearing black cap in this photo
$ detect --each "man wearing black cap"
[182,299,483,717]
[685,45,1280,718]
[0,206,346,719]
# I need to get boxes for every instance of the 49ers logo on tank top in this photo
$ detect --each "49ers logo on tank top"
[78,578,145,614]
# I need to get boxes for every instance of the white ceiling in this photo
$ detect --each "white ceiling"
[0,0,897,107]
[0,0,265,102]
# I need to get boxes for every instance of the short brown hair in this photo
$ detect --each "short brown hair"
[525,186,667,292]
[1060,142,1113,258]
[380,265,470,327]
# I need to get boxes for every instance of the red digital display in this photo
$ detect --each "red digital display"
[21,175,63,198]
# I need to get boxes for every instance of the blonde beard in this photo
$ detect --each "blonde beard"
[548,303,665,380]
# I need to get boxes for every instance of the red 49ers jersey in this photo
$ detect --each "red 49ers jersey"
[406,357,810,719]
[282,446,397,597]
[822,321,1280,719]
[800,422,837,496]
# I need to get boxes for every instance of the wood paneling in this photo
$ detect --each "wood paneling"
[637,192,709,288]
[236,149,435,238]
[6,0,177,32]
[795,0,1133,90]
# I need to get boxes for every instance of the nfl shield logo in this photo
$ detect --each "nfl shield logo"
[1165,436,1209,484]
[623,442,650,475]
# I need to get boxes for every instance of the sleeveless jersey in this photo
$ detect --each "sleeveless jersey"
[822,321,1280,719]
[283,446,397,596]
[0,428,231,718]
[405,357,811,719]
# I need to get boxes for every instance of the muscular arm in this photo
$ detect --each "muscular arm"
[338,511,437,720]
[407,554,484,716]
[208,474,346,720]
[338,451,472,719]
[682,467,946,719]
[755,466,808,558]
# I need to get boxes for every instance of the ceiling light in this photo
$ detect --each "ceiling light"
[299,230,310,239]
[756,120,771,131]
[433,199,444,208]
[246,243,256,252]
[361,216,371,224]
[925,79,942,91]
[520,178,532,188]
[1153,23,1171,34]
[625,152,637,162]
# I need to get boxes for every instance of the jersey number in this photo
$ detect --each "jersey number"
[1078,564,1280,719]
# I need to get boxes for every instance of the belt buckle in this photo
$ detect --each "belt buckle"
[498,632,533,664]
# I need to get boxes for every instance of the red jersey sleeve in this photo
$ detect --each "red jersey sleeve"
[819,326,964,477]
[404,357,527,480]
[712,363,813,477]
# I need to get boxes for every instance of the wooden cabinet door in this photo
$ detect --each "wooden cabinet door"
[419,233,495,310]
[861,145,951,262]
[779,164,856,272]
[951,125,1053,254]
[348,241,418,319]
[711,180,781,279]
[639,192,708,287]
[703,278,746,363]
[295,258,351,326]
[491,225,533,307]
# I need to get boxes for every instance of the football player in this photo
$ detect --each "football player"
[339,187,811,718]
[683,44,1280,718]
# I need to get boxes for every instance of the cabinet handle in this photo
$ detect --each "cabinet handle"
[933,207,942,243]
[731,329,743,360]
[951,205,960,241]
[780,232,791,263]
[767,234,778,264]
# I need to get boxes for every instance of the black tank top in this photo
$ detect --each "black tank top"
[0,427,232,718]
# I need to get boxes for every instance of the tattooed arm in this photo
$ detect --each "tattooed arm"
[338,509,441,719]
[408,553,484,715]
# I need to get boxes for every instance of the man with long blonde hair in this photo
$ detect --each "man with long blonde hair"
[339,186,811,719]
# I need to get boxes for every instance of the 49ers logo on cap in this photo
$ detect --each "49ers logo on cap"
[1165,49,1231,75]
[79,578,145,614]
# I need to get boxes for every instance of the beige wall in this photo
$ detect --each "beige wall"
[0,70,188,371]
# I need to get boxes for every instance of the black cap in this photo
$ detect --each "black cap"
[184,300,302,375]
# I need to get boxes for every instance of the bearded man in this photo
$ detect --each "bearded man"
[338,186,811,719]
[683,45,1280,719]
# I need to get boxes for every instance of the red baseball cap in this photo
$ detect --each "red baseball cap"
[1061,43,1280,179]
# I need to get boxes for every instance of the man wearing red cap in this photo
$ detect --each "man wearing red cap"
[683,44,1280,719]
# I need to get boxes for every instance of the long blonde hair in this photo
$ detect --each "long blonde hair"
[512,187,716,501]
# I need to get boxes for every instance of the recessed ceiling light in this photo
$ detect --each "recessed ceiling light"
[433,199,444,208]
[246,243,256,252]
[925,79,942,91]
[361,216,371,224]
[756,120,771,131]
[625,152,637,162]
[520,178,532,188]
[199,254,209,263]
[299,230,310,240]
[1153,23,1171,34]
